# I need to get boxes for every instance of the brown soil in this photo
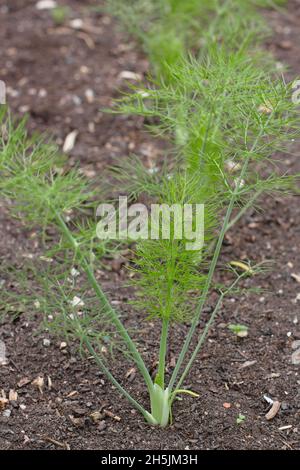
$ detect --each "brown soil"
[0,0,300,450]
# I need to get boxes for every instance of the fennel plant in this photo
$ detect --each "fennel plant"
[0,0,297,429]
[1,44,298,425]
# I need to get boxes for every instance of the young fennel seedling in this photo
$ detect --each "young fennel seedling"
[0,0,297,428]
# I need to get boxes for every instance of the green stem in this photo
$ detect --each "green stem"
[172,296,224,400]
[168,115,272,392]
[149,384,170,428]
[53,209,154,393]
[174,272,244,395]
[55,283,151,419]
[83,333,150,419]
[168,166,246,391]
[226,189,263,231]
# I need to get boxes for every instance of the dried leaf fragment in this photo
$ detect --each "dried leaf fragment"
[47,376,52,390]
[63,130,78,153]
[17,377,31,388]
[125,367,136,382]
[258,102,273,114]
[43,436,70,449]
[0,397,8,410]
[239,360,257,370]
[291,273,300,284]
[103,409,121,421]
[265,400,281,420]
[90,411,104,423]
[278,425,292,431]
[66,390,78,398]
[32,376,44,394]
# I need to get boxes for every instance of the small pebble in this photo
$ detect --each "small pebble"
[291,348,300,366]
[0,340,8,365]
[98,420,106,431]
[70,19,83,29]
[292,340,300,350]
[85,89,95,103]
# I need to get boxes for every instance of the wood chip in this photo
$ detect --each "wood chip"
[169,355,176,368]
[265,372,281,379]
[265,400,281,420]
[103,409,121,421]
[239,360,257,370]
[68,414,84,427]
[0,340,8,366]
[66,390,78,398]
[47,376,52,390]
[278,425,293,431]
[0,397,8,410]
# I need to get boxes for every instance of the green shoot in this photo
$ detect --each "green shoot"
[228,324,249,338]
[236,414,246,424]
[51,6,70,25]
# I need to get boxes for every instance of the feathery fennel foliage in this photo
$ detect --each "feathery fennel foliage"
[105,0,284,81]
[112,51,299,395]
[112,48,299,211]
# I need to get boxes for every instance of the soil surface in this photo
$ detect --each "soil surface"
[0,0,300,450]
